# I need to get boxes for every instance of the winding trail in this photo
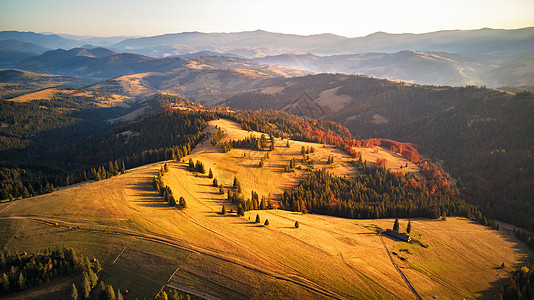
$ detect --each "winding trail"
[379,233,422,300]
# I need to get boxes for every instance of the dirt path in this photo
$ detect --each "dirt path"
[379,233,422,300]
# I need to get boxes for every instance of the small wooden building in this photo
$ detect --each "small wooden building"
[385,229,411,242]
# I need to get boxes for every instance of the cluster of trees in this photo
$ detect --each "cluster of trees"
[496,262,534,300]
[78,256,121,300]
[0,247,120,299]
[153,164,186,209]
[156,288,192,300]
[211,128,224,146]
[284,158,296,173]
[326,156,334,164]
[280,161,482,220]
[219,109,352,146]
[363,139,421,163]
[226,177,273,216]
[188,159,206,174]
[0,247,80,295]
[220,133,274,153]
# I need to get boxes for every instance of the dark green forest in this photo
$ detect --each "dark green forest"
[280,160,483,221]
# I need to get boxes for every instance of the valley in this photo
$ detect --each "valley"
[0,118,531,299]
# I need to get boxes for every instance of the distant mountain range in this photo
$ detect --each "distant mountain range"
[0,28,533,87]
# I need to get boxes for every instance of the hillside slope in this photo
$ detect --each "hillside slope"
[0,118,531,299]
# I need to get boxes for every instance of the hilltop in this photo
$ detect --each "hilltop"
[0,117,531,299]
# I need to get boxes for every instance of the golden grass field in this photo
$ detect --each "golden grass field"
[0,118,532,299]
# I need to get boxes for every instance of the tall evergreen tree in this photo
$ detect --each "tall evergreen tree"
[407,220,412,234]
[71,283,79,300]
[255,214,260,224]
[179,197,186,209]
[393,218,400,232]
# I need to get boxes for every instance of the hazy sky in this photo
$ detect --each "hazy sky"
[1,0,533,37]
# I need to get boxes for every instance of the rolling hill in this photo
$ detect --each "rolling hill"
[2,28,534,87]
[0,117,531,299]
[222,73,534,232]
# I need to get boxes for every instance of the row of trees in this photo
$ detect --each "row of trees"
[153,164,186,209]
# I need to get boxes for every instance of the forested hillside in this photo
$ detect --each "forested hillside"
[0,93,215,200]
[223,74,534,231]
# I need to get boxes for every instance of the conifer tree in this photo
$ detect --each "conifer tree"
[188,158,195,171]
[237,204,245,217]
[407,220,412,233]
[221,205,226,215]
[179,196,186,208]
[264,219,270,226]
[295,221,300,228]
[71,283,79,300]
[393,218,400,232]
[255,214,260,224]
[82,272,91,299]
[1,273,9,294]
[208,168,213,178]
[212,178,218,187]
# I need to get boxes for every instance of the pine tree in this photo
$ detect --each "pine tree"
[219,185,224,194]
[82,272,91,299]
[295,221,300,228]
[188,158,195,171]
[103,284,115,300]
[1,273,9,293]
[393,218,400,232]
[221,205,227,215]
[286,141,290,148]
[17,272,25,291]
[237,204,245,217]
[71,283,79,300]
[406,220,412,234]
[179,196,186,209]
[22,187,30,198]
[93,258,102,273]
[264,219,270,226]
[212,178,218,187]
[208,168,213,178]
[255,214,260,224]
